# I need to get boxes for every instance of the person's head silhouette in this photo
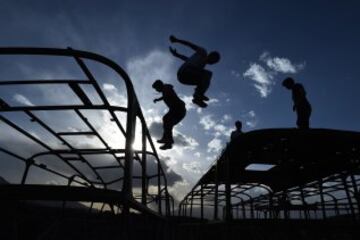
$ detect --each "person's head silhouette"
[235,120,242,131]
[282,77,295,90]
[152,79,164,92]
[207,51,221,64]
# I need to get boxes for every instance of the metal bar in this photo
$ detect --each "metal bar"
[68,82,93,105]
[190,191,194,217]
[0,80,91,85]
[24,111,100,185]
[200,185,204,220]
[319,179,327,219]
[57,131,95,136]
[72,54,137,208]
[157,154,162,215]
[342,174,356,220]
[1,105,127,112]
[0,47,173,217]
[21,160,34,184]
[350,174,360,218]
[141,126,147,206]
[225,151,232,221]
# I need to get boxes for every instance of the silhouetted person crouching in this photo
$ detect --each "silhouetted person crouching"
[230,120,243,141]
[153,80,186,150]
[169,35,220,108]
[282,77,312,129]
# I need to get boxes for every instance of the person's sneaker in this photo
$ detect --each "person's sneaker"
[192,98,208,108]
[160,143,173,150]
[194,94,209,101]
[157,139,174,144]
[202,95,209,101]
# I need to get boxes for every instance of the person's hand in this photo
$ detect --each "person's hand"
[169,46,177,55]
[153,99,158,103]
[169,35,177,43]
[293,105,296,111]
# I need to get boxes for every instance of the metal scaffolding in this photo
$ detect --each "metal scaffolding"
[179,128,360,221]
[0,47,173,216]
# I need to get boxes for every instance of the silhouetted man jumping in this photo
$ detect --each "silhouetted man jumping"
[153,80,186,150]
[169,35,220,108]
[282,77,312,129]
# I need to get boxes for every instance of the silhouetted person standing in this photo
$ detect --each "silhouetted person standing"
[153,80,186,150]
[169,35,220,108]
[231,120,243,140]
[282,77,312,129]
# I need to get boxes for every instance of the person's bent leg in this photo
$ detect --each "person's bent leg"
[177,67,199,86]
[194,70,212,99]
[161,112,175,144]
[296,107,311,129]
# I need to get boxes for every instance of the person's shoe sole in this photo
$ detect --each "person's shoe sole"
[193,94,209,101]
[160,144,173,150]
[192,98,207,108]
[201,95,209,101]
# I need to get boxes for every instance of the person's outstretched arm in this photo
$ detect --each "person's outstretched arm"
[153,97,163,103]
[170,35,203,51]
[169,47,188,61]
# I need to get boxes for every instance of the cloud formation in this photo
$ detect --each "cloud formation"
[243,63,274,98]
[243,110,258,128]
[243,52,305,98]
[260,52,305,73]
[207,137,223,153]
[126,49,176,108]
[13,94,34,106]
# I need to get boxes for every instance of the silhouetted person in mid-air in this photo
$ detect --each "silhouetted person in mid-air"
[231,120,243,141]
[169,35,221,108]
[153,80,186,150]
[282,77,312,129]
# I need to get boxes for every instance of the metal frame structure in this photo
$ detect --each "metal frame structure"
[179,128,360,221]
[0,47,173,216]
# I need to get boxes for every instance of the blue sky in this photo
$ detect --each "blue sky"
[0,0,360,200]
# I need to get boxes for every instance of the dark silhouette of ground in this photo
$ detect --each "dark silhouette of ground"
[169,35,220,108]
[282,77,312,129]
[152,80,186,150]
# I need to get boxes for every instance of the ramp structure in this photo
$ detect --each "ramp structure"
[0,47,173,216]
[179,129,360,221]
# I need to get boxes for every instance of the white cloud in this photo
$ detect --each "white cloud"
[167,180,191,202]
[207,98,220,105]
[102,83,128,106]
[243,63,274,98]
[243,51,305,98]
[194,152,201,158]
[199,114,233,138]
[181,95,196,111]
[199,115,216,130]
[174,130,199,150]
[207,138,223,153]
[242,110,258,129]
[231,70,241,78]
[182,162,202,174]
[261,51,305,73]
[13,94,34,106]
[103,83,117,91]
[249,110,256,117]
[221,114,232,123]
[126,49,176,109]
